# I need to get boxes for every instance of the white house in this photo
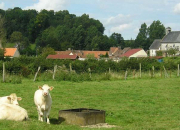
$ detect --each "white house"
[149,27,180,56]
[120,48,147,58]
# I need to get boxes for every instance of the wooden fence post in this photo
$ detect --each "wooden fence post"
[177,64,179,77]
[152,66,154,77]
[3,62,5,82]
[88,68,91,78]
[133,69,136,79]
[33,66,41,82]
[163,66,168,78]
[139,63,141,78]
[53,65,57,80]
[69,63,72,72]
[124,69,128,80]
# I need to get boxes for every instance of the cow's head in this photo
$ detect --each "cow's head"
[7,93,22,105]
[39,84,54,97]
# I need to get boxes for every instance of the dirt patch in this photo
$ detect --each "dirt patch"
[81,123,118,128]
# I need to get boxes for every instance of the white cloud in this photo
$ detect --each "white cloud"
[24,0,69,12]
[0,2,5,9]
[174,3,180,14]
[110,24,132,33]
[105,14,132,27]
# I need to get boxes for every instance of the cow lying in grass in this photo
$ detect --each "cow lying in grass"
[0,93,22,105]
[0,103,28,121]
[34,84,54,124]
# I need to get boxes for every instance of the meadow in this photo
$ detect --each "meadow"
[0,77,180,130]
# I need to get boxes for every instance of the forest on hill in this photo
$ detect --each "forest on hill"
[0,7,166,56]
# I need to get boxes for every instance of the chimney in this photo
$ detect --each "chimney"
[166,27,171,35]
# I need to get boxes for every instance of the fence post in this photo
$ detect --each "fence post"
[163,66,168,78]
[53,65,57,80]
[124,69,128,80]
[139,63,141,78]
[88,68,91,78]
[33,66,41,82]
[69,63,72,72]
[133,69,136,79]
[3,62,5,82]
[177,64,179,77]
[152,66,154,77]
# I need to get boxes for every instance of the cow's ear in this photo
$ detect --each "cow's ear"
[38,86,43,90]
[49,86,54,91]
[7,96,11,100]
[17,97,22,101]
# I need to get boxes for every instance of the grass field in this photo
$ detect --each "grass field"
[0,77,180,130]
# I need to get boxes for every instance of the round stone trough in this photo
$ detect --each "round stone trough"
[59,108,105,126]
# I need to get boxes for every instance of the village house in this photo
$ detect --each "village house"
[46,49,108,60]
[120,48,147,58]
[4,48,20,58]
[149,27,180,56]
[46,47,147,61]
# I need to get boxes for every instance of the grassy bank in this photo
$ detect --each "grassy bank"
[0,78,180,129]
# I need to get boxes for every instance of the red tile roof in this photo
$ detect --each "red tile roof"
[4,48,17,57]
[82,51,108,58]
[47,54,78,59]
[121,48,142,57]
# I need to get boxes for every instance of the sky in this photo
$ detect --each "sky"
[0,0,180,40]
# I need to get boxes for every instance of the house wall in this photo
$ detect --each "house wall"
[150,49,157,56]
[14,50,20,57]
[161,43,180,51]
[130,50,147,57]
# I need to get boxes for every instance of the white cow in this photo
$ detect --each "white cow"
[34,84,54,124]
[0,93,22,105]
[0,103,28,121]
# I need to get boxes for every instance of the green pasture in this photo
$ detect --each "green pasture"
[0,78,180,130]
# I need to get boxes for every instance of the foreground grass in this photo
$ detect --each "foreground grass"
[0,78,180,129]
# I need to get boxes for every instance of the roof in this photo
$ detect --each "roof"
[161,31,180,43]
[82,51,108,58]
[121,48,142,57]
[109,47,122,55]
[149,39,162,49]
[121,47,131,54]
[4,48,17,57]
[46,54,78,59]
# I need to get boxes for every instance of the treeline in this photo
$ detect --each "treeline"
[0,7,124,55]
[0,7,166,56]
[0,56,179,78]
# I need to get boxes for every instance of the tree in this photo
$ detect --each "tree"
[0,14,6,47]
[147,20,165,48]
[10,31,30,51]
[134,23,148,49]
[134,20,165,50]
[72,25,85,50]
[156,50,163,56]
[109,33,124,49]
[124,39,135,48]
[41,47,56,58]
[10,31,23,44]
[85,26,100,50]
[166,48,178,56]
[0,48,5,60]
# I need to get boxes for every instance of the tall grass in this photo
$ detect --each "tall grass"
[0,78,180,129]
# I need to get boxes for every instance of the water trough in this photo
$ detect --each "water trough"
[59,108,105,126]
